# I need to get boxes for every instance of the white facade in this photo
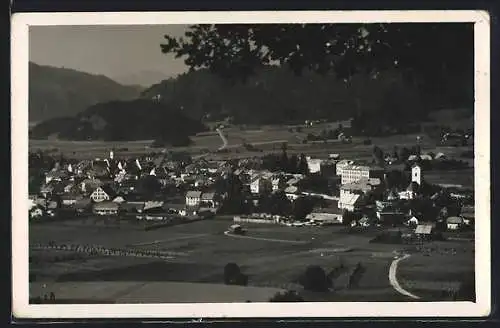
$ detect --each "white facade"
[186,191,202,207]
[412,165,422,185]
[339,189,362,211]
[94,208,118,216]
[62,199,77,206]
[271,177,285,192]
[306,158,323,174]
[90,187,111,203]
[306,212,343,224]
[399,190,416,200]
[250,178,271,194]
[339,165,384,185]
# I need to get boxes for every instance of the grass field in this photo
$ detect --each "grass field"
[30,122,474,167]
[29,218,474,302]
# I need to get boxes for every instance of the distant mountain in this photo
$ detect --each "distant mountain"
[29,62,143,122]
[113,70,171,88]
[30,99,207,144]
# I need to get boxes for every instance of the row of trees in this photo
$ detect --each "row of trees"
[260,146,309,175]
[31,99,207,143]
[160,24,473,124]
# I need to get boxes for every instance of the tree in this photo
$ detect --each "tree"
[384,170,404,190]
[292,197,314,220]
[398,147,410,162]
[136,175,162,195]
[299,265,332,292]
[224,262,241,285]
[298,153,309,175]
[372,145,384,165]
[161,24,473,109]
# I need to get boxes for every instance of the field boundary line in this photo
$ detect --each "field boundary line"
[223,231,308,244]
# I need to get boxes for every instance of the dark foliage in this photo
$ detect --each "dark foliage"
[223,262,248,286]
[31,99,207,142]
[299,265,332,292]
[161,24,473,118]
[292,196,321,220]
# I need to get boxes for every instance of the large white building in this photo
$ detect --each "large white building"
[338,164,385,185]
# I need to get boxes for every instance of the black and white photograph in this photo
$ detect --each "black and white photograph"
[12,11,490,319]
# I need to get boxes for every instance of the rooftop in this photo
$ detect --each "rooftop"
[186,191,202,198]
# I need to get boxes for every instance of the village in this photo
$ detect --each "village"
[28,134,475,242]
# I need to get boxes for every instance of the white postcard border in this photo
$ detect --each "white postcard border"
[11,10,491,319]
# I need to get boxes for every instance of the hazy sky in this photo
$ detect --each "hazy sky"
[29,25,190,83]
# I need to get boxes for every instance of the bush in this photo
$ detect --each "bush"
[299,265,332,292]
[269,290,304,302]
[224,262,248,285]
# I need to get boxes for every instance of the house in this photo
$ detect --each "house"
[284,186,300,201]
[405,216,420,227]
[39,184,54,198]
[377,211,405,225]
[142,201,165,213]
[74,198,92,213]
[120,202,145,214]
[460,205,475,226]
[29,206,44,220]
[338,163,385,185]
[45,170,68,184]
[112,196,126,204]
[90,185,116,203]
[306,201,343,224]
[80,178,103,194]
[306,157,323,174]
[358,216,372,227]
[186,191,202,207]
[446,216,465,230]
[200,192,217,208]
[61,194,79,206]
[63,183,76,193]
[250,177,272,195]
[415,223,435,239]
[93,201,119,216]
[271,176,286,192]
[339,179,380,211]
[399,182,420,200]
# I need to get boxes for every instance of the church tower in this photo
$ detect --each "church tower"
[411,164,422,185]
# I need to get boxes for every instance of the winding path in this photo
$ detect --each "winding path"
[388,254,420,300]
[223,231,308,245]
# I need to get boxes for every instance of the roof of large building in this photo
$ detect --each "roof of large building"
[93,201,119,210]
[201,192,216,200]
[415,224,433,234]
[446,216,464,224]
[341,180,377,192]
[186,191,202,198]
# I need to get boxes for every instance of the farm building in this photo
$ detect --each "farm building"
[185,191,202,207]
[93,201,119,216]
[90,185,116,203]
[415,223,436,240]
[446,216,465,230]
